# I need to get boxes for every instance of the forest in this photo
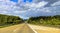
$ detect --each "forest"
[27,15,60,28]
[0,14,23,28]
[0,14,60,28]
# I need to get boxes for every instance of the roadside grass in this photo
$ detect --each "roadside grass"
[28,23,60,29]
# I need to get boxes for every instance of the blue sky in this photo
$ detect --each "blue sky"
[10,0,33,3]
[10,0,18,3]
[23,0,33,2]
[0,0,60,19]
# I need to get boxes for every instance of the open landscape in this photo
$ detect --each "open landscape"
[0,12,60,33]
[0,0,60,33]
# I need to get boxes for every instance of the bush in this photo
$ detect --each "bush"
[27,15,60,28]
[0,14,23,26]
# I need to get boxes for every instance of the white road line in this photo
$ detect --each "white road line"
[27,24,38,33]
[13,24,38,33]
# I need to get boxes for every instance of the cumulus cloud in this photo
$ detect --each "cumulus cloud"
[0,0,60,19]
[24,1,48,8]
[51,1,60,6]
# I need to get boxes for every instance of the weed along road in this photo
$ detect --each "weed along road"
[0,23,35,33]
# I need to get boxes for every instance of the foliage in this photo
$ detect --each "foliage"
[27,15,60,28]
[0,14,23,26]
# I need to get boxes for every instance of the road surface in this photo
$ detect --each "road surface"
[28,24,60,33]
[0,23,60,33]
[16,24,35,33]
[0,23,35,33]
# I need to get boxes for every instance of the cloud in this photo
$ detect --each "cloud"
[32,0,59,7]
[51,1,60,6]
[0,0,17,10]
[24,1,48,8]
[0,11,8,14]
[0,0,60,19]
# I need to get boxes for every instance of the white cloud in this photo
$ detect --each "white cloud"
[13,11,26,14]
[0,0,60,19]
[51,1,60,6]
[24,1,48,8]
[0,0,17,11]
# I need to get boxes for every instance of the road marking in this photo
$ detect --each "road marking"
[27,24,38,33]
[13,24,37,33]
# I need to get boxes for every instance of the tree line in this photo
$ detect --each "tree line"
[27,15,60,28]
[0,14,23,26]
[0,14,60,28]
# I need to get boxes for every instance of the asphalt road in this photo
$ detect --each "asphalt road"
[0,23,60,33]
[0,24,35,33]
[17,24,35,33]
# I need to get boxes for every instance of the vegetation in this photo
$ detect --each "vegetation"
[0,14,23,28]
[27,15,60,28]
[0,14,60,28]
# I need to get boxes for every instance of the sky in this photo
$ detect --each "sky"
[0,0,60,19]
